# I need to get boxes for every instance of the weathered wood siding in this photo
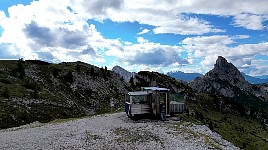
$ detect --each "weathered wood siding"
[170,102,185,113]
[130,104,151,115]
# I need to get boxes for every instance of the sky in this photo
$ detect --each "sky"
[0,0,268,76]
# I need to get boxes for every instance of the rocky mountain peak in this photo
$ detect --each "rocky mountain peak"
[190,56,252,97]
[215,56,228,69]
[112,65,135,82]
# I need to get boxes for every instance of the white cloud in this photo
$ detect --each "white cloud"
[182,35,233,46]
[138,29,150,35]
[137,37,149,43]
[182,35,268,73]
[0,0,268,74]
[234,35,250,39]
[249,59,268,76]
[0,0,120,65]
[106,38,188,67]
[233,13,268,30]
[69,0,225,35]
[95,0,268,32]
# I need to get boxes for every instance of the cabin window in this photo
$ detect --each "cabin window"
[131,95,148,104]
[169,93,185,103]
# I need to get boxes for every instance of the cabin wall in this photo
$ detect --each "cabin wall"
[130,104,151,115]
[170,103,185,113]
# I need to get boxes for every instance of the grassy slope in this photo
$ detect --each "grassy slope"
[132,71,268,149]
[184,94,268,150]
[0,60,85,127]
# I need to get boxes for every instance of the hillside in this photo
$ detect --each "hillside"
[1,59,268,149]
[0,59,130,129]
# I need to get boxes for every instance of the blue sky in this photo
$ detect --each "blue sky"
[0,0,268,76]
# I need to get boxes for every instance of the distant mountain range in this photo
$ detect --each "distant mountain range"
[166,69,268,84]
[166,71,203,82]
[242,73,268,84]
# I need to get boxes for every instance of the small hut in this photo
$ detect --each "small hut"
[125,87,170,119]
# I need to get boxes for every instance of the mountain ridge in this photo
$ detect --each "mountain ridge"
[242,72,268,84]
[166,71,203,82]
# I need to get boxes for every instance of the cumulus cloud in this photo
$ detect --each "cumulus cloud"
[0,43,22,59]
[36,51,56,62]
[70,0,124,21]
[249,59,268,76]
[182,35,268,73]
[0,0,117,63]
[73,0,268,33]
[138,29,150,35]
[233,13,268,30]
[0,0,267,74]
[69,0,225,35]
[165,0,268,30]
[106,38,189,67]
[24,21,56,47]
[85,0,124,15]
[80,46,97,56]
[128,48,188,66]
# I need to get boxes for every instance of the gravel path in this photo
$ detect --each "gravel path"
[0,112,239,150]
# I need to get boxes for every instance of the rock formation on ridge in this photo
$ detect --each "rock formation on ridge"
[190,56,252,97]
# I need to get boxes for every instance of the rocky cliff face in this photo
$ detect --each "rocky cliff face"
[112,65,135,82]
[190,56,252,97]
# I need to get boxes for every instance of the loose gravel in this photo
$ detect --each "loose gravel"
[0,112,239,150]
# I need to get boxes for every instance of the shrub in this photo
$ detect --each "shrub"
[32,89,39,99]
[2,86,10,98]
[64,71,74,83]
[22,78,41,91]
[0,78,11,84]
[53,68,60,77]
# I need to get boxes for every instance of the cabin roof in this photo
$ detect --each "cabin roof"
[128,91,151,96]
[142,87,169,91]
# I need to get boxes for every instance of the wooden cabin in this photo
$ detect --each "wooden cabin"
[126,87,187,119]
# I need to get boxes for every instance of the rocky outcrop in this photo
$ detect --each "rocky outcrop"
[190,56,252,97]
[112,65,135,82]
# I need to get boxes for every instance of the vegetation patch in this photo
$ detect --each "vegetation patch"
[185,94,268,150]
